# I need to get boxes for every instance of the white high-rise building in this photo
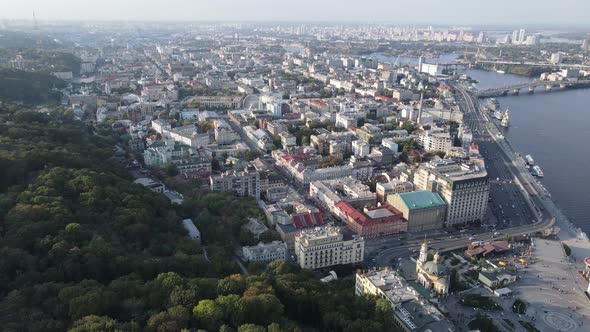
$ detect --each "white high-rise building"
[416,129,453,153]
[518,29,526,44]
[413,159,489,226]
[477,31,486,44]
[550,53,563,65]
[512,30,519,44]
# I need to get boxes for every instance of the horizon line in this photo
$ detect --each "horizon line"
[1,18,590,31]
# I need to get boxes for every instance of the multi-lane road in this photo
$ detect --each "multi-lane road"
[454,83,552,224]
[373,218,554,265]
[456,84,540,228]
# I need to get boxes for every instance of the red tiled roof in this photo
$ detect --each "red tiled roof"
[465,247,486,257]
[285,113,301,120]
[293,215,304,229]
[335,201,404,226]
[491,241,510,251]
[283,153,311,163]
[313,212,325,225]
[293,212,325,228]
[303,214,314,227]
[310,99,328,107]
[483,244,496,255]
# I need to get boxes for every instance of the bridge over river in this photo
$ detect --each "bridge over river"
[475,79,590,98]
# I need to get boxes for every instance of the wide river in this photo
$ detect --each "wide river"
[461,69,590,233]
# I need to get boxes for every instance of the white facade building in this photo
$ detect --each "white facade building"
[381,138,399,155]
[244,126,272,151]
[214,119,240,145]
[279,132,297,147]
[210,165,261,200]
[242,241,288,262]
[417,129,452,153]
[550,52,563,65]
[295,225,364,270]
[352,140,371,157]
[376,179,414,202]
[309,177,376,214]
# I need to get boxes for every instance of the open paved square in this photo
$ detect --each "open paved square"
[510,237,590,331]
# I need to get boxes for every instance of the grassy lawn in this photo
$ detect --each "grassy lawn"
[460,294,503,311]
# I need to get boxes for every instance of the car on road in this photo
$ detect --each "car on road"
[468,236,475,241]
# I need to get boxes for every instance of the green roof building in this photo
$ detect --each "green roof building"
[388,191,447,232]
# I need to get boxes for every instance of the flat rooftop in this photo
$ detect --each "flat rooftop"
[398,190,446,210]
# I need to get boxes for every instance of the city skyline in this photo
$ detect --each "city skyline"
[2,1,590,331]
[1,0,590,26]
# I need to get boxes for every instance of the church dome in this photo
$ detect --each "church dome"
[422,261,448,277]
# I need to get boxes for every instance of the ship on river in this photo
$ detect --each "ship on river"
[525,155,535,166]
[493,109,504,120]
[488,98,500,111]
[500,108,510,127]
[531,165,544,178]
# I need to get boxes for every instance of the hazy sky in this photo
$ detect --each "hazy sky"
[2,0,590,26]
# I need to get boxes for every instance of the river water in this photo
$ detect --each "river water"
[371,52,459,67]
[461,69,590,233]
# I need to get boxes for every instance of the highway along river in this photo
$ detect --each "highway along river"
[462,68,590,234]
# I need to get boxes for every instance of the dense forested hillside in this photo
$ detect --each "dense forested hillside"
[0,69,65,104]
[0,103,396,331]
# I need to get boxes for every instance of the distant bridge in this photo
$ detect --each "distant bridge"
[437,60,590,71]
[473,60,590,70]
[475,79,590,98]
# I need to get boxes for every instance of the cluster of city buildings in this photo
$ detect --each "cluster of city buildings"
[51,22,499,275]
[497,28,539,46]
[356,265,454,331]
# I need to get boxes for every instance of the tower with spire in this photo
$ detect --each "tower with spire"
[415,241,450,297]
[417,93,424,125]
[418,240,428,264]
